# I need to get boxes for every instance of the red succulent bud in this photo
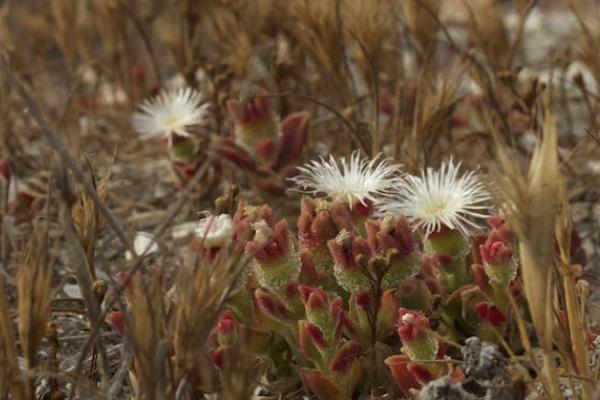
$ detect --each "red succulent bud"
[299,251,319,284]
[407,363,435,385]
[0,158,11,181]
[419,258,443,295]
[480,233,512,265]
[385,354,421,395]
[588,333,598,352]
[299,200,338,248]
[298,285,314,304]
[212,346,227,370]
[306,290,328,312]
[431,252,453,269]
[227,91,273,127]
[329,340,360,374]
[217,318,236,336]
[299,286,330,314]
[397,308,431,343]
[255,288,291,319]
[470,234,487,264]
[233,201,275,242]
[487,216,513,241]
[255,137,277,160]
[377,88,393,115]
[488,216,504,229]
[298,197,316,235]
[436,340,447,359]
[331,297,356,337]
[328,201,355,231]
[217,310,237,338]
[106,311,125,335]
[327,232,371,271]
[305,322,328,348]
[276,111,309,168]
[378,289,401,327]
[330,297,345,320]
[509,280,523,298]
[474,302,507,327]
[302,370,341,400]
[366,217,415,256]
[246,220,290,264]
[351,199,373,219]
[218,138,257,170]
[115,271,134,297]
[284,281,299,298]
[471,263,491,294]
[355,290,372,311]
[9,191,45,224]
[129,63,146,87]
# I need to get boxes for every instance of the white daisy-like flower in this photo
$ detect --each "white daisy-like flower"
[195,213,235,248]
[132,87,209,142]
[289,151,404,206]
[125,231,160,261]
[381,159,491,237]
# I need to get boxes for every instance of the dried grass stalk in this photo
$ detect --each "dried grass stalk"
[127,271,168,399]
[490,111,562,398]
[55,166,111,388]
[92,0,128,63]
[50,0,80,73]
[466,0,510,71]
[292,0,348,96]
[522,113,559,351]
[71,168,111,281]
[405,71,462,170]
[555,172,594,399]
[401,0,440,57]
[16,229,53,373]
[344,0,396,75]
[0,277,26,400]
[173,250,247,389]
[572,0,600,86]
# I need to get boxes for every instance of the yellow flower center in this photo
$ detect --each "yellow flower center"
[425,201,447,217]
[163,115,181,130]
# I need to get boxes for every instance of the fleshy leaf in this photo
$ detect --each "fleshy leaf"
[276,111,309,168]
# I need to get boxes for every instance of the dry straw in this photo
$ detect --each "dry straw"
[491,109,594,399]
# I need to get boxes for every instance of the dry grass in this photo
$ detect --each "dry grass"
[0,0,598,399]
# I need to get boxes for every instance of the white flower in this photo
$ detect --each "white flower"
[132,87,209,142]
[195,214,235,248]
[289,151,404,206]
[125,231,160,261]
[381,159,490,237]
